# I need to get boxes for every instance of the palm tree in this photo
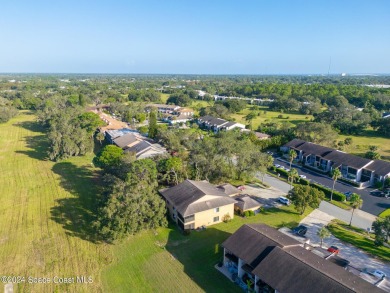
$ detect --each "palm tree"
[349,193,363,226]
[288,168,299,190]
[317,226,331,248]
[288,149,297,169]
[96,132,105,145]
[330,168,341,201]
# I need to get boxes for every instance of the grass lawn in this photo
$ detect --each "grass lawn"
[102,205,311,293]
[379,209,390,219]
[160,93,170,103]
[0,112,111,292]
[231,106,313,130]
[338,130,390,161]
[328,221,390,262]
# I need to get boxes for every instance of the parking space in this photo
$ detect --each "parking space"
[278,209,390,290]
[242,184,286,208]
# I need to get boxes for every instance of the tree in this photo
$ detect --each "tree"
[288,149,297,170]
[317,226,331,248]
[294,122,338,146]
[78,112,105,137]
[288,168,299,190]
[349,193,363,226]
[93,145,124,171]
[95,159,167,241]
[148,111,158,139]
[96,132,105,145]
[372,216,390,246]
[244,111,257,130]
[288,185,325,215]
[158,157,184,185]
[330,168,341,201]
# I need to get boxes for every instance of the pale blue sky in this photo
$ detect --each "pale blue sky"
[0,0,389,74]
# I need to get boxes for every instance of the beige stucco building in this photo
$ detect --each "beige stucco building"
[160,180,237,230]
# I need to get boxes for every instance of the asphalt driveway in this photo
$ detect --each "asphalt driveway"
[273,157,390,216]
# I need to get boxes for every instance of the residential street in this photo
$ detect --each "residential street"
[273,157,390,216]
[259,173,377,230]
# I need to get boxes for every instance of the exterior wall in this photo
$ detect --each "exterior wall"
[191,203,235,229]
[165,200,178,224]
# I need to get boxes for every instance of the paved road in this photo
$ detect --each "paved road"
[273,158,390,216]
[260,173,377,229]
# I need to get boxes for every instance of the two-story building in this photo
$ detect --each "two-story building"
[159,180,237,230]
[221,224,383,293]
[197,116,245,133]
[281,139,390,187]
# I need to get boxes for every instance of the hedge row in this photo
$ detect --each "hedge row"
[311,183,346,202]
[271,167,346,202]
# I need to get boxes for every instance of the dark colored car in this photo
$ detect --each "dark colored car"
[344,191,353,200]
[292,225,308,236]
[327,246,340,254]
[370,190,386,197]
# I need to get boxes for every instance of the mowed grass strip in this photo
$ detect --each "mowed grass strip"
[102,205,310,293]
[0,112,111,293]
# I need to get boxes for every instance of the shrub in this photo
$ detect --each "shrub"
[222,213,232,223]
[243,211,250,217]
[248,210,255,217]
[311,183,346,201]
[277,114,283,119]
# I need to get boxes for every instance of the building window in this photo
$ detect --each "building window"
[215,207,219,213]
[213,216,219,222]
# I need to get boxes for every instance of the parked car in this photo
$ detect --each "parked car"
[327,246,340,254]
[292,225,308,236]
[284,168,290,172]
[365,269,387,279]
[278,196,290,205]
[370,190,386,197]
[274,164,281,168]
[299,175,307,179]
[344,191,353,200]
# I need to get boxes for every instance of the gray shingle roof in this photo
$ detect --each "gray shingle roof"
[234,195,262,211]
[222,224,300,268]
[253,246,382,293]
[217,183,240,196]
[113,133,139,148]
[124,141,151,156]
[225,224,384,293]
[159,180,236,216]
[366,160,390,176]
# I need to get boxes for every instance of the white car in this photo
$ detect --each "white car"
[299,175,307,179]
[369,270,386,279]
[274,164,281,168]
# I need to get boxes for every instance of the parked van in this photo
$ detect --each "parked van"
[278,196,290,205]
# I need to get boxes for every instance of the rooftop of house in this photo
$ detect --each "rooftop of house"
[284,139,388,172]
[223,224,384,293]
[217,183,240,196]
[124,140,152,157]
[234,195,262,211]
[113,133,141,148]
[159,179,237,216]
[254,132,271,139]
[147,103,180,109]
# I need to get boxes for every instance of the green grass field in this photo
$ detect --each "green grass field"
[231,106,313,130]
[0,112,111,292]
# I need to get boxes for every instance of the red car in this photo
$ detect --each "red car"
[327,246,340,254]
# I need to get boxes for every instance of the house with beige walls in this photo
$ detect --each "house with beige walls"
[159,180,237,230]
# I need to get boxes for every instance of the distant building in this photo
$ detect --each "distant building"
[197,116,245,133]
[281,139,390,187]
[104,128,166,159]
[146,104,180,114]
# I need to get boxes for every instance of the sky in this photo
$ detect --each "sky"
[0,0,389,74]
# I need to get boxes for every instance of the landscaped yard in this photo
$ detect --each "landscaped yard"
[328,220,390,262]
[102,205,311,293]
